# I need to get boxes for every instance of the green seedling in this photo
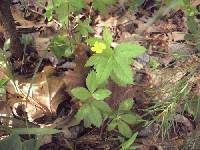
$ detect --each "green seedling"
[107,99,142,138]
[71,71,112,127]
[48,34,74,58]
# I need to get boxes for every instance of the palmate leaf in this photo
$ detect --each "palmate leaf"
[75,104,90,122]
[56,3,69,25]
[115,43,146,59]
[121,113,140,125]
[49,35,73,58]
[92,100,112,114]
[95,56,114,84]
[118,120,132,138]
[88,104,103,127]
[86,71,97,93]
[107,120,117,131]
[86,38,104,47]
[118,99,134,112]
[76,19,94,36]
[85,54,106,67]
[71,87,91,101]
[113,56,133,85]
[92,89,111,100]
[103,28,113,46]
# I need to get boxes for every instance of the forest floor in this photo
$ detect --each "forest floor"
[1,0,200,150]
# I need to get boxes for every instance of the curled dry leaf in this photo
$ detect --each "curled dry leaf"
[6,66,66,121]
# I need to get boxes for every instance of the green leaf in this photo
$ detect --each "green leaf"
[11,128,61,135]
[121,132,138,150]
[113,56,133,85]
[49,35,73,58]
[115,43,146,59]
[0,134,22,150]
[92,100,112,114]
[76,104,90,122]
[69,0,86,12]
[184,34,195,41]
[23,139,37,150]
[118,99,134,112]
[187,16,199,33]
[0,79,8,87]
[86,38,103,47]
[84,115,92,127]
[96,56,114,84]
[56,5,69,25]
[92,89,111,100]
[121,113,140,125]
[92,0,116,12]
[110,72,127,87]
[88,104,103,127]
[85,54,106,67]
[118,120,132,138]
[197,42,200,50]
[103,28,113,46]
[76,19,94,36]
[45,0,85,26]
[71,87,91,101]
[107,120,117,131]
[86,71,97,93]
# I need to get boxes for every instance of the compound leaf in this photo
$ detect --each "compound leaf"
[71,87,91,101]
[118,99,134,112]
[75,104,90,121]
[86,71,97,93]
[92,100,112,114]
[88,104,102,127]
[93,89,111,100]
[121,113,140,125]
[118,120,132,138]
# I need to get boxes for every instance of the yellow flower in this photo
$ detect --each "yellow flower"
[91,41,106,53]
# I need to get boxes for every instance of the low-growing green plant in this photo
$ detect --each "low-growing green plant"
[71,70,112,127]
[85,28,146,86]
[48,34,74,58]
[75,18,94,37]
[44,0,117,26]
[45,0,86,26]
[107,99,142,138]
[69,26,146,139]
[120,132,139,150]
[185,15,200,50]
[0,128,62,150]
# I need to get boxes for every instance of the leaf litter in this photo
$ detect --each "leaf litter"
[1,0,200,149]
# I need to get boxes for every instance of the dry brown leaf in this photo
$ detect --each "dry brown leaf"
[6,66,66,121]
[64,43,89,91]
